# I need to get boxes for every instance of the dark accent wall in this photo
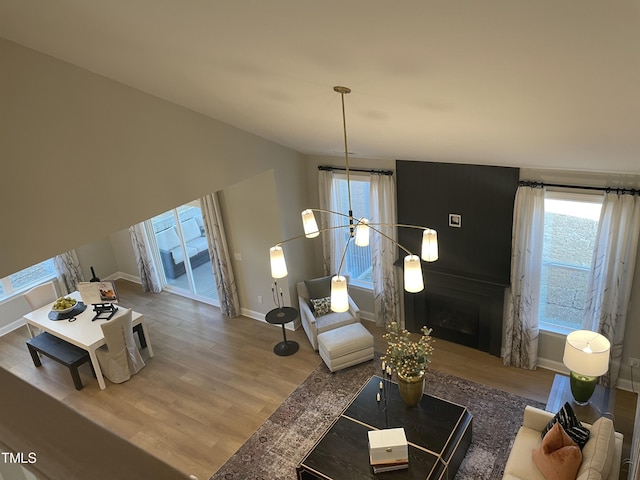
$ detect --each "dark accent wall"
[396,160,520,286]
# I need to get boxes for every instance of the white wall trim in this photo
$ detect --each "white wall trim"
[360,310,375,323]
[240,307,300,331]
[0,318,26,337]
[108,272,140,284]
[531,357,636,393]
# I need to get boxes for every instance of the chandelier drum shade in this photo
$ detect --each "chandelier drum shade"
[562,330,610,405]
[269,86,439,312]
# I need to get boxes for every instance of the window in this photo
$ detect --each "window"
[333,173,373,288]
[149,201,218,304]
[0,259,57,301]
[538,192,602,333]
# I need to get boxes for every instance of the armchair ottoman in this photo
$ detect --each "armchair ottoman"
[317,322,374,372]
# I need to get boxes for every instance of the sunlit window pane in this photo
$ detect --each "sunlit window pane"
[539,194,602,331]
[334,174,373,286]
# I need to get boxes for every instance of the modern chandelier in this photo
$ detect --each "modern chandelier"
[269,86,439,312]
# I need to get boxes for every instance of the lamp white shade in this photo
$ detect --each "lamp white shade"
[330,275,349,312]
[404,254,424,293]
[421,229,438,262]
[563,330,610,376]
[269,246,288,278]
[301,209,320,238]
[355,218,370,247]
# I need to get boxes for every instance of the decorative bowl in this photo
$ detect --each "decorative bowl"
[51,298,77,314]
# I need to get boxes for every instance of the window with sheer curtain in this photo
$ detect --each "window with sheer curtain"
[332,172,373,288]
[538,191,602,333]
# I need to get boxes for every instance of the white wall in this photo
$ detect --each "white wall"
[0,37,306,278]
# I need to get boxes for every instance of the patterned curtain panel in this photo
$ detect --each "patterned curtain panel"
[200,192,240,318]
[318,170,341,276]
[128,223,162,293]
[370,172,401,328]
[582,192,640,387]
[53,250,84,294]
[503,185,545,370]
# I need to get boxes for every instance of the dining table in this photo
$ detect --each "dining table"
[23,291,153,390]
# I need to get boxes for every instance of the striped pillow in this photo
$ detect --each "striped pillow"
[542,402,590,449]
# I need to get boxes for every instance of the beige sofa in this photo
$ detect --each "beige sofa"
[503,406,623,480]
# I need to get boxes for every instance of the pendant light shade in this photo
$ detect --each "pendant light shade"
[301,209,320,238]
[269,245,288,278]
[355,218,370,247]
[404,254,424,293]
[421,229,438,262]
[330,275,349,312]
[269,87,441,310]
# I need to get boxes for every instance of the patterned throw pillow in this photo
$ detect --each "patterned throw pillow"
[541,402,590,449]
[310,297,332,317]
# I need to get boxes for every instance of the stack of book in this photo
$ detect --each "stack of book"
[371,460,409,473]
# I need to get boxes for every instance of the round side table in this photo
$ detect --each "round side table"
[265,306,299,356]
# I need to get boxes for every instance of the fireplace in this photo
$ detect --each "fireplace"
[404,271,506,357]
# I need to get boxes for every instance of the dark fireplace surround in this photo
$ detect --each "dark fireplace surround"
[404,271,506,357]
[396,160,519,357]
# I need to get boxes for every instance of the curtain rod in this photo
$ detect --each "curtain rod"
[519,180,639,195]
[318,165,393,175]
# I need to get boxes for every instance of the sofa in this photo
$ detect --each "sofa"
[503,406,623,480]
[154,217,210,279]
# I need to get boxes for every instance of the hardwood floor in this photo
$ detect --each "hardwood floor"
[0,279,636,480]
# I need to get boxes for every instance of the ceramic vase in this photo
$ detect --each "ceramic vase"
[397,371,425,407]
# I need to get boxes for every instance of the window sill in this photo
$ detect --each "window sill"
[539,322,575,337]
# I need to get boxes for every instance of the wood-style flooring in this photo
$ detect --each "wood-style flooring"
[0,279,636,480]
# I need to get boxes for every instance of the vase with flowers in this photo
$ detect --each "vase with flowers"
[381,321,435,407]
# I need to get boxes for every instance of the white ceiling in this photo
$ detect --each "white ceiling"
[2,0,640,174]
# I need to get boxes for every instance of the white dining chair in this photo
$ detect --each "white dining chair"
[96,308,145,383]
[24,281,58,310]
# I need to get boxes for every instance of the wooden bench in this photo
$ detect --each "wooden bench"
[26,332,94,390]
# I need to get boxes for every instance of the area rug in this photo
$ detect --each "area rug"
[211,356,544,480]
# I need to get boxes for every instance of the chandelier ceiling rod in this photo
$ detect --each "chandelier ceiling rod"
[269,85,440,313]
[334,86,355,238]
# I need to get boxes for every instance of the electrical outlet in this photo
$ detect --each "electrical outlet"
[258,295,263,304]
[628,357,640,368]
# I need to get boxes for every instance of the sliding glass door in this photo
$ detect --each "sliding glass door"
[150,201,218,303]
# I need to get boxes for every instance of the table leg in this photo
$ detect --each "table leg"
[139,320,153,357]
[25,322,36,338]
[273,324,299,356]
[88,349,107,390]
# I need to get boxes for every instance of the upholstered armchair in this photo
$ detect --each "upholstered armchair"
[297,275,360,351]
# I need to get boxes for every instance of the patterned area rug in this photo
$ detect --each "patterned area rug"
[211,356,544,480]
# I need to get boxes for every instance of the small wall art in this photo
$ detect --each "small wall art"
[449,213,462,228]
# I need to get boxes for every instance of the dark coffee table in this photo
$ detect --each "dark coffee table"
[296,375,473,479]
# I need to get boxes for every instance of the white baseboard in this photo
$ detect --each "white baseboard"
[0,318,26,337]
[359,311,375,323]
[240,307,299,331]
[108,272,141,284]
[528,357,636,393]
